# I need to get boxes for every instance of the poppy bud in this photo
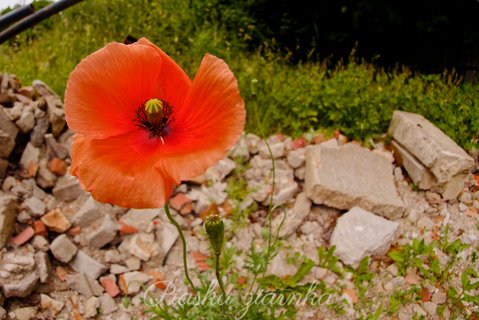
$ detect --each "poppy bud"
[204,215,224,256]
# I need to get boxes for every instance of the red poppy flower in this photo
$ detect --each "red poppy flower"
[65,38,245,208]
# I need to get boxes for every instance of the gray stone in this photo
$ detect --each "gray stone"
[69,250,107,279]
[110,264,129,274]
[16,211,31,223]
[266,251,297,277]
[13,307,37,320]
[121,271,150,295]
[5,102,23,121]
[23,196,45,217]
[99,293,118,314]
[36,159,57,189]
[30,115,49,147]
[40,294,64,316]
[125,233,156,261]
[35,251,50,283]
[246,133,260,154]
[0,108,18,158]
[155,222,178,257]
[305,143,405,219]
[85,214,118,248]
[66,273,104,297]
[205,157,236,181]
[0,195,18,249]
[84,296,100,318]
[258,140,285,159]
[271,181,299,206]
[32,79,57,96]
[388,110,474,183]
[32,235,49,251]
[287,148,306,168]
[392,140,438,189]
[120,208,158,230]
[228,134,250,161]
[72,196,102,227]
[276,193,311,238]
[125,257,141,271]
[330,207,399,268]
[50,234,78,263]
[44,133,69,159]
[441,173,468,200]
[15,108,35,133]
[52,174,85,202]
[1,272,39,298]
[45,95,66,136]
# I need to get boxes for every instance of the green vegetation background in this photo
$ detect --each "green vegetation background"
[1,0,478,150]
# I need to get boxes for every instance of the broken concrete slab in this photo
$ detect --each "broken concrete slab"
[305,143,405,219]
[69,250,107,279]
[388,110,474,184]
[330,207,399,268]
[391,140,438,190]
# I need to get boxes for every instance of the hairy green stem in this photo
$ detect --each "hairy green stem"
[215,252,226,313]
[164,203,196,294]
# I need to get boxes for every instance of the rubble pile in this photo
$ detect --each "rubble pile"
[0,73,478,319]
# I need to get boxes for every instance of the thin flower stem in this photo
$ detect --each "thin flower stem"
[215,252,226,314]
[163,203,196,294]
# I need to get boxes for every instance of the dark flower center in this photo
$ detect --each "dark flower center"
[135,98,174,140]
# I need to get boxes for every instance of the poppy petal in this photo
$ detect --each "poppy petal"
[71,133,174,208]
[65,40,191,140]
[157,54,246,183]
[136,38,192,109]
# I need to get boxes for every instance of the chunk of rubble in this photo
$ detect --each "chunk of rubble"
[69,250,107,279]
[205,157,236,181]
[388,110,474,183]
[0,247,39,297]
[99,293,119,314]
[52,174,85,202]
[40,294,64,316]
[119,271,150,295]
[84,214,118,248]
[35,252,50,283]
[305,143,405,219]
[41,208,71,233]
[0,195,18,249]
[66,273,104,297]
[0,108,18,158]
[272,193,311,238]
[388,110,473,199]
[330,207,399,268]
[71,196,102,227]
[120,208,158,231]
[50,234,78,263]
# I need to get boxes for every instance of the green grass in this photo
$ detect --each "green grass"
[1,0,478,150]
